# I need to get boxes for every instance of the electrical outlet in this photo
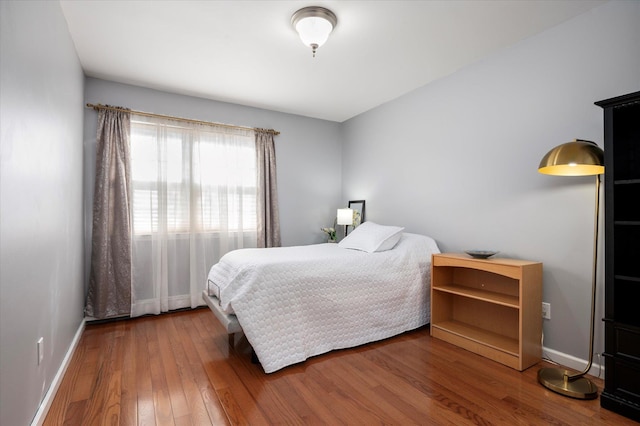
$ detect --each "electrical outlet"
[542,302,551,320]
[37,337,44,365]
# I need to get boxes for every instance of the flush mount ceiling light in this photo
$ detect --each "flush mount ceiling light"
[291,6,337,57]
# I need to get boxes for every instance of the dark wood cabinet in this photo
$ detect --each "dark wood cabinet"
[596,91,640,422]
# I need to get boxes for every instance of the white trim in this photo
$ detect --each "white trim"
[30,319,86,426]
[542,346,605,379]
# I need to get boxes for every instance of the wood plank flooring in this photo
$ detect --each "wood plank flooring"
[44,308,636,425]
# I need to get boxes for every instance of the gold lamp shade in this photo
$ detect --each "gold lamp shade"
[538,139,604,176]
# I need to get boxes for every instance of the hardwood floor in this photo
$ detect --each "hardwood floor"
[44,308,636,425]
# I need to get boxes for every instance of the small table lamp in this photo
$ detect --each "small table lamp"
[537,139,604,400]
[337,208,354,236]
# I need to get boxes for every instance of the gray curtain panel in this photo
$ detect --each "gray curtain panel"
[85,107,132,319]
[255,129,281,248]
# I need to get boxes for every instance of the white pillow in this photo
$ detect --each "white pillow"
[338,221,404,253]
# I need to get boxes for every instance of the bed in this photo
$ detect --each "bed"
[202,222,441,373]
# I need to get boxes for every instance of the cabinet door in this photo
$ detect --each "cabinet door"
[598,92,640,324]
[597,91,640,421]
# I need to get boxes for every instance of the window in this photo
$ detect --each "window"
[130,116,257,235]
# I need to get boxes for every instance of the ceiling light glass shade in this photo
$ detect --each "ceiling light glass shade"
[291,6,337,57]
[337,208,353,226]
[296,17,332,46]
[538,139,604,176]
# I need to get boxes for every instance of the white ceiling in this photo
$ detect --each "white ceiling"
[60,0,606,122]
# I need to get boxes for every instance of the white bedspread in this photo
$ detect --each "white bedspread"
[206,233,440,373]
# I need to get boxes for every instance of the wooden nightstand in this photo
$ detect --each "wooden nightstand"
[430,253,542,371]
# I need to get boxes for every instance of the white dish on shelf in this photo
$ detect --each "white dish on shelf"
[464,250,499,259]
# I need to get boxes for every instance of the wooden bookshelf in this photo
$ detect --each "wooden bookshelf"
[430,253,542,371]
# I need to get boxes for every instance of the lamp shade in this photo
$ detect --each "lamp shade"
[337,208,353,226]
[295,16,333,47]
[291,6,337,56]
[538,139,604,176]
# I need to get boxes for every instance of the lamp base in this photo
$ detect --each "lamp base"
[538,367,598,400]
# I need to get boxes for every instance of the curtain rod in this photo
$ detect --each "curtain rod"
[85,103,280,136]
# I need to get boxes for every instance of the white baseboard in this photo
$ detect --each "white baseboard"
[542,346,605,379]
[30,319,86,426]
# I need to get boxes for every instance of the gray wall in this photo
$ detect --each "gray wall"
[0,2,85,425]
[341,1,640,363]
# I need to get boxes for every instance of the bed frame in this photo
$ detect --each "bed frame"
[202,288,261,364]
[201,288,242,346]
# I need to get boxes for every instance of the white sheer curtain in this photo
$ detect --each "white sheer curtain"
[129,114,257,317]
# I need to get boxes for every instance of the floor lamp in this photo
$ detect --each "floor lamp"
[537,139,605,400]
